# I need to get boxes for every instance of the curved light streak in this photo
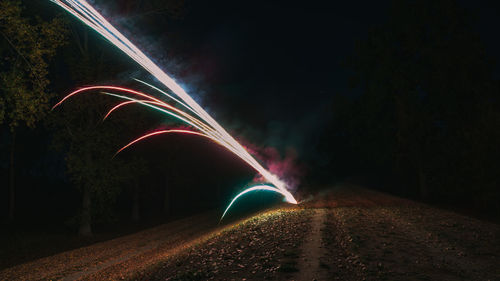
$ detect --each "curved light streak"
[54,86,297,205]
[98,92,255,168]
[220,184,285,222]
[100,91,215,134]
[133,78,195,115]
[101,92,201,131]
[99,92,298,206]
[51,0,297,205]
[52,86,166,110]
[115,129,222,156]
[103,100,162,120]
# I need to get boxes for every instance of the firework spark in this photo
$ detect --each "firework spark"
[54,87,298,209]
[115,129,219,156]
[51,0,297,213]
[220,184,286,222]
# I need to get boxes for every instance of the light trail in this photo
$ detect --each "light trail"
[115,129,213,155]
[51,0,297,207]
[100,91,216,134]
[54,87,214,138]
[98,90,266,176]
[133,78,195,115]
[220,184,284,222]
[52,86,166,108]
[103,100,161,120]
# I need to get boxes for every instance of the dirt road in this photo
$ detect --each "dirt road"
[0,212,222,280]
[316,186,500,281]
[1,186,498,280]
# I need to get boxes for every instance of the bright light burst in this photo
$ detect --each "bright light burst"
[51,0,298,217]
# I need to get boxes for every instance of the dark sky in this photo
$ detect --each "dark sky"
[460,0,500,78]
[165,1,390,113]
[2,0,500,222]
[97,0,500,157]
[106,0,392,158]
[154,0,500,108]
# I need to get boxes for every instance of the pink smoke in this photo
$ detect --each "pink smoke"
[240,140,304,192]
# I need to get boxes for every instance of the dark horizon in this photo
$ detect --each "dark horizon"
[1,1,500,277]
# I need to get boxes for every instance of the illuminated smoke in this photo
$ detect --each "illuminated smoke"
[51,0,298,212]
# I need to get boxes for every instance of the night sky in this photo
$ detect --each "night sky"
[2,0,500,213]
[97,0,500,160]
[2,2,500,274]
[1,0,499,185]
[99,1,395,157]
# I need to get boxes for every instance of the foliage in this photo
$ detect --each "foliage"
[50,20,147,223]
[0,0,66,130]
[59,101,130,215]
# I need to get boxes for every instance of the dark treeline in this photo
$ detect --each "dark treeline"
[1,0,499,267]
[318,0,500,218]
[0,0,261,246]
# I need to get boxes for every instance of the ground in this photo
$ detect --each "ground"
[0,185,498,280]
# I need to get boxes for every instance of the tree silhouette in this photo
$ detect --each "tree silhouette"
[0,0,66,220]
[324,0,499,214]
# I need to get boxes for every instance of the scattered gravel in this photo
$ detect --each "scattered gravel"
[320,186,500,281]
[133,208,313,281]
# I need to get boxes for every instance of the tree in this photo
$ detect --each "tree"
[51,20,154,234]
[51,0,193,233]
[345,0,498,206]
[50,21,119,235]
[0,0,66,220]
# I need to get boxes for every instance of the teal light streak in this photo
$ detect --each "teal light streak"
[220,184,282,222]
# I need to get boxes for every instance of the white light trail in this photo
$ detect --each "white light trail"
[51,0,297,204]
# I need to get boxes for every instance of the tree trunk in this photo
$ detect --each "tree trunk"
[79,184,92,236]
[164,175,171,217]
[131,182,140,221]
[8,130,15,221]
